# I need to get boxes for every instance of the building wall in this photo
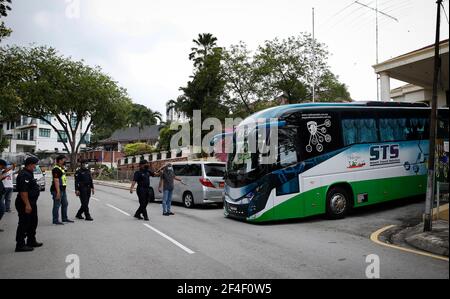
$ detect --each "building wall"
[1,114,91,154]
[392,88,447,107]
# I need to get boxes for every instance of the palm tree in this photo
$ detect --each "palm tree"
[189,33,219,69]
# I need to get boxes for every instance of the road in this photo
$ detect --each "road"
[0,176,448,279]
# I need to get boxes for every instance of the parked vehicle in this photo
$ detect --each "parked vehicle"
[150,161,226,208]
[13,165,46,191]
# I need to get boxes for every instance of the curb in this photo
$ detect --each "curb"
[370,225,449,262]
[93,180,130,191]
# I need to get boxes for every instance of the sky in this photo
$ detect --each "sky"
[3,0,450,120]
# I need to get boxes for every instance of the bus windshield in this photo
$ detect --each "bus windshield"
[226,123,299,188]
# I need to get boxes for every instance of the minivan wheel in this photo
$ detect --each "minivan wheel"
[183,192,195,209]
[326,186,351,219]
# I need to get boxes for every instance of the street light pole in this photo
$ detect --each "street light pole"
[424,0,443,232]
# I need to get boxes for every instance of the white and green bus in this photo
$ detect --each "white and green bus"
[223,102,449,222]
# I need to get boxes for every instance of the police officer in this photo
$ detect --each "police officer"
[15,157,43,252]
[75,160,94,221]
[129,160,155,221]
[51,155,73,225]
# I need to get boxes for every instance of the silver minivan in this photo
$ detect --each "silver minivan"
[150,161,226,208]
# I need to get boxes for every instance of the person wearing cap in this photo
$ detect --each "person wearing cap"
[51,155,73,225]
[130,160,155,221]
[1,162,16,214]
[74,160,94,221]
[15,157,43,252]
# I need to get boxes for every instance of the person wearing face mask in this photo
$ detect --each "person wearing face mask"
[130,160,155,221]
[158,163,185,216]
[51,155,73,225]
[15,157,43,252]
[74,160,94,221]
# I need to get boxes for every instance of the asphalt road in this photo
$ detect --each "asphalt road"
[0,176,448,279]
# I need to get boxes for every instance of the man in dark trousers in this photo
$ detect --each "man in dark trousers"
[129,160,155,221]
[51,155,73,225]
[75,160,94,221]
[15,157,43,252]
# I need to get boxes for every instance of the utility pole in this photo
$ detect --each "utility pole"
[354,1,398,101]
[312,7,316,103]
[424,0,443,232]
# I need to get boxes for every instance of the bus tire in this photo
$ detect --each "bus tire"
[326,186,351,219]
[183,192,195,209]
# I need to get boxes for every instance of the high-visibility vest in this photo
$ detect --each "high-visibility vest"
[54,165,68,187]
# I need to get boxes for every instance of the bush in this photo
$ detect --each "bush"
[123,143,155,156]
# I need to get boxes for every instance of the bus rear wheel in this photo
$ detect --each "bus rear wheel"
[326,186,351,219]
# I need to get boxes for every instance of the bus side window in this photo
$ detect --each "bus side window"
[342,118,378,146]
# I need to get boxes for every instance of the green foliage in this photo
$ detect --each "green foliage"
[0,0,12,43]
[0,45,132,168]
[123,142,155,156]
[127,103,162,129]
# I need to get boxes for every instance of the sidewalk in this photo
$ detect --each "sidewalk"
[380,205,449,258]
[93,179,131,190]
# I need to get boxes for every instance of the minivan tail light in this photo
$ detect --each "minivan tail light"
[199,178,215,188]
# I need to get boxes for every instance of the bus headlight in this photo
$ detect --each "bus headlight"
[244,191,255,201]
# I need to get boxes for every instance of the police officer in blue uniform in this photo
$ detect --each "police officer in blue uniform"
[15,157,43,252]
[75,160,94,221]
[130,160,155,221]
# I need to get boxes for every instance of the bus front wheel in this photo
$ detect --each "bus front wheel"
[326,187,351,219]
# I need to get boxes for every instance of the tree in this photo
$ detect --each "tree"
[0,0,12,42]
[254,34,351,104]
[189,33,219,70]
[0,45,133,169]
[127,103,162,130]
[178,34,229,121]
[222,42,262,118]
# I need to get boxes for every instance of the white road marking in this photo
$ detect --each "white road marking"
[143,223,195,255]
[106,204,131,216]
[91,197,100,202]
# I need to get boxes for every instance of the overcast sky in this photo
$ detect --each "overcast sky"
[3,0,450,119]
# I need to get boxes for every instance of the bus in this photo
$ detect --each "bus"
[223,102,449,222]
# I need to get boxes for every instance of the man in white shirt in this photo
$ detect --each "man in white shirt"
[2,162,16,213]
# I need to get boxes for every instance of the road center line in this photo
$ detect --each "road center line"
[143,223,195,255]
[106,204,131,216]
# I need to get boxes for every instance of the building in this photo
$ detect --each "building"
[166,101,189,123]
[373,39,449,107]
[1,114,91,154]
[99,125,162,151]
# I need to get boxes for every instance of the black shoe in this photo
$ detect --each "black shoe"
[0,229,4,232]
[163,213,170,216]
[76,215,84,220]
[53,221,64,225]
[85,217,94,221]
[15,246,34,252]
[63,219,74,223]
[168,212,175,215]
[134,214,143,220]
[27,242,43,248]
[143,217,149,221]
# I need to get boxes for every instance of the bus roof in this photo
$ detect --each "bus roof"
[240,102,430,125]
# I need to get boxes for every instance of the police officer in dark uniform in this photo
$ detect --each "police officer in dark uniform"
[15,157,43,252]
[75,160,94,221]
[129,160,155,221]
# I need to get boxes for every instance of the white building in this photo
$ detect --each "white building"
[373,39,449,107]
[1,114,91,154]
[166,101,189,123]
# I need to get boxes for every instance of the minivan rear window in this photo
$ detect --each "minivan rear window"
[204,164,225,177]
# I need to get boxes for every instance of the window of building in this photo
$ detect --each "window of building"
[39,128,51,138]
[40,115,52,125]
[71,116,78,129]
[58,130,68,143]
[29,129,34,141]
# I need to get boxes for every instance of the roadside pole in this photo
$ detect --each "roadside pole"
[424,0,443,232]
